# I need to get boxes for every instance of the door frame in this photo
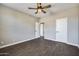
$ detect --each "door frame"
[56,17,67,43]
[35,22,40,38]
[39,22,44,38]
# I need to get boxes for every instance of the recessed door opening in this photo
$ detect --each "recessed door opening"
[35,22,44,39]
[40,23,44,39]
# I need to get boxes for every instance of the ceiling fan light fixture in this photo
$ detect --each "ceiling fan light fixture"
[28,3,51,14]
[38,9,41,12]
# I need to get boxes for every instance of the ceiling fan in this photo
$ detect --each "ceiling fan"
[28,3,51,14]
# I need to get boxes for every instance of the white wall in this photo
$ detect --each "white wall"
[40,6,79,47]
[56,18,67,43]
[78,16,79,46]
[68,16,79,45]
[0,5,36,47]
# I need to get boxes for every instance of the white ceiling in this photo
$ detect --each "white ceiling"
[2,3,78,18]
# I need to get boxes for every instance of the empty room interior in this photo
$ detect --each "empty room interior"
[0,3,79,56]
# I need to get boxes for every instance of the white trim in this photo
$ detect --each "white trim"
[0,37,36,49]
[45,39,79,48]
[45,38,55,41]
[65,42,79,47]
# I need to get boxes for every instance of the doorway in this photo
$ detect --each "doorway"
[40,23,44,39]
[35,22,44,39]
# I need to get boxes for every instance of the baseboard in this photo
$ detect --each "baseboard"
[65,42,79,47]
[0,37,78,49]
[44,37,55,41]
[0,37,37,49]
[45,39,79,48]
[78,46,79,48]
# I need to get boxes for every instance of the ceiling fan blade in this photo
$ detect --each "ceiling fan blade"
[41,10,46,13]
[28,7,37,9]
[43,5,51,9]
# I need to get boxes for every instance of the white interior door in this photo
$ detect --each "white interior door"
[35,22,40,38]
[40,23,44,37]
[56,18,67,42]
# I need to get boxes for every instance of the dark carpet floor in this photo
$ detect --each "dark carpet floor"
[0,38,79,56]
